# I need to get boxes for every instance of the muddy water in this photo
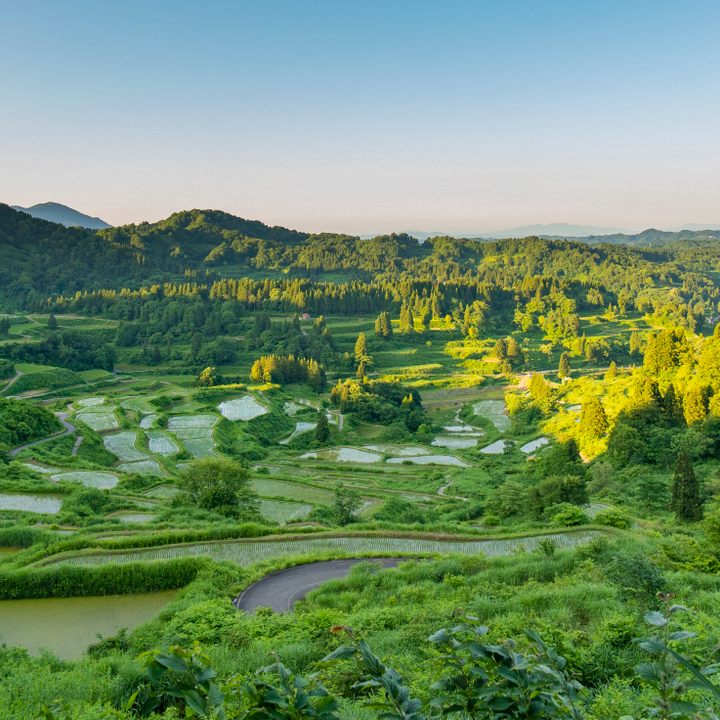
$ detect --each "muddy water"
[0,590,177,658]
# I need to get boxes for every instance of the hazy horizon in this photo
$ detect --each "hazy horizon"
[3,0,720,234]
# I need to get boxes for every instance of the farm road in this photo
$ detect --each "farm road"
[235,558,403,613]
[8,412,76,457]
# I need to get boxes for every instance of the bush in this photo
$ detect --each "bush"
[594,508,632,529]
[548,503,589,527]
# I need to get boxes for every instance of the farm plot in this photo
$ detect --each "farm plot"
[103,431,148,462]
[75,410,119,432]
[143,484,178,498]
[279,421,316,445]
[110,512,157,524]
[76,397,106,408]
[120,397,156,413]
[0,493,62,514]
[480,440,507,454]
[432,436,478,449]
[473,400,511,432]
[386,454,468,467]
[167,415,217,457]
[520,437,550,454]
[300,447,382,464]
[51,471,119,489]
[139,414,159,429]
[218,396,267,421]
[364,445,430,456]
[117,459,164,476]
[54,530,605,567]
[146,431,180,456]
[282,401,304,416]
[251,478,335,505]
[259,499,313,524]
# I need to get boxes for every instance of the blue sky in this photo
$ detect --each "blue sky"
[2,1,719,232]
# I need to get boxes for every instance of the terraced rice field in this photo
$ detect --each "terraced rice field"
[0,493,62,514]
[167,415,217,457]
[111,512,157,524]
[520,437,550,453]
[143,484,178,498]
[480,439,507,454]
[386,454,468,467]
[300,447,382,463]
[259,499,313,524]
[103,431,147,461]
[139,414,159,429]
[51,471,119,489]
[146,431,180,456]
[75,411,119,432]
[76,397,105,407]
[364,445,430,456]
[50,531,604,567]
[432,436,478,449]
[251,478,335,505]
[120,398,156,413]
[473,400,511,432]
[279,421,317,444]
[218,396,267,421]
[117,459,163,476]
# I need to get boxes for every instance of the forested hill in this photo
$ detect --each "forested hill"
[570,227,720,247]
[3,203,720,314]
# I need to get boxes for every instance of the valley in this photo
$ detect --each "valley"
[2,207,720,717]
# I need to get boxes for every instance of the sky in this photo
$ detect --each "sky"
[2,0,719,234]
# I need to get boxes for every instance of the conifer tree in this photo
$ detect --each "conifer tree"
[399,302,415,334]
[662,382,685,424]
[354,332,368,361]
[47,313,58,331]
[604,361,617,381]
[579,396,608,439]
[671,451,703,522]
[315,411,330,443]
[684,385,711,425]
[528,373,553,415]
[374,311,392,339]
[506,337,523,366]
[558,352,571,380]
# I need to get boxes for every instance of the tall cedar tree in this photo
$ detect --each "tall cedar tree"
[354,332,368,361]
[315,411,330,443]
[558,352,571,380]
[579,397,609,439]
[671,451,703,522]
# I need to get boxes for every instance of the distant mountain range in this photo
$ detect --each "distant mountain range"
[11,202,111,229]
[6,201,720,245]
[406,222,720,241]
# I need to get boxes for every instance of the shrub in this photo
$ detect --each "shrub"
[594,508,632,529]
[548,503,589,527]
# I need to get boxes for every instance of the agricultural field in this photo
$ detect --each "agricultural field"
[1,297,717,716]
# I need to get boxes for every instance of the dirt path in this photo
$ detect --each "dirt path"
[437,477,468,501]
[1,369,25,394]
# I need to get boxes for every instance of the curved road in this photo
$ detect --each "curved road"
[234,558,404,613]
[8,412,76,457]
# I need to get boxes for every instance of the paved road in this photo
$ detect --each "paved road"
[234,558,403,613]
[8,412,76,457]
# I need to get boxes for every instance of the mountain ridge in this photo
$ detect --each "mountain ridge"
[11,202,111,230]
